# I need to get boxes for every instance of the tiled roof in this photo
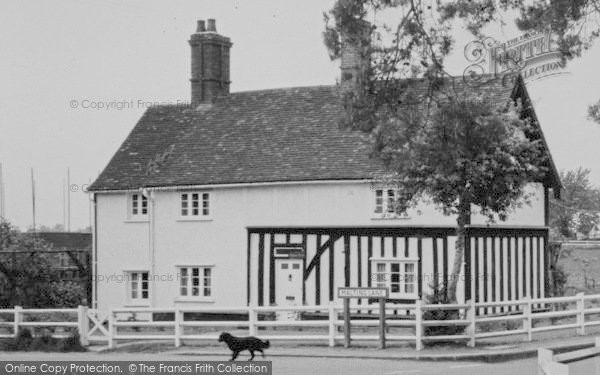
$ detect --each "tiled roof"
[37,232,91,252]
[88,76,557,192]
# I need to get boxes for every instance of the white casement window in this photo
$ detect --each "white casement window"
[127,271,149,304]
[180,192,211,218]
[130,193,148,218]
[373,188,409,219]
[371,260,418,298]
[178,266,212,298]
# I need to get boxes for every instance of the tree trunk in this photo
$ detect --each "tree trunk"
[447,197,471,302]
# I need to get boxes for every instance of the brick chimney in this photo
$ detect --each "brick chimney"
[340,20,371,92]
[189,19,232,105]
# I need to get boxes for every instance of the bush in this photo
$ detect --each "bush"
[422,285,466,339]
[2,328,86,352]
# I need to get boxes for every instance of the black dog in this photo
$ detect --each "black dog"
[218,332,270,361]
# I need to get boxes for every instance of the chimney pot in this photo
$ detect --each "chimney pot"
[207,19,216,32]
[196,20,206,33]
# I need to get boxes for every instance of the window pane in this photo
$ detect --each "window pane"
[132,194,138,215]
[204,268,211,296]
[141,273,148,281]
[292,263,300,269]
[192,268,199,277]
[142,290,148,299]
[281,263,288,269]
[181,194,188,215]
[180,287,187,296]
[202,193,210,216]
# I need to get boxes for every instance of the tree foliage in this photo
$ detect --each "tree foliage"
[321,0,592,300]
[0,219,87,308]
[550,168,600,239]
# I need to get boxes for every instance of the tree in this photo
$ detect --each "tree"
[323,0,600,301]
[550,168,600,239]
[0,219,86,307]
[374,94,547,301]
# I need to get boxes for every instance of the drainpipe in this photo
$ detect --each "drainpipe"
[92,193,98,309]
[143,188,156,307]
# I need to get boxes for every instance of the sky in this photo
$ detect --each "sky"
[0,0,599,231]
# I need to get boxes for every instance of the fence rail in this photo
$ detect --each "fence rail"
[2,292,600,350]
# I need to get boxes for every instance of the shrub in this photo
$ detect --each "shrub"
[422,285,466,339]
[3,329,86,352]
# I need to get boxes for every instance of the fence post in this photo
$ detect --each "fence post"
[77,305,89,346]
[523,297,532,342]
[576,292,585,336]
[107,310,115,349]
[248,305,257,337]
[328,302,336,347]
[415,300,423,351]
[466,299,476,348]
[174,307,181,348]
[13,306,22,338]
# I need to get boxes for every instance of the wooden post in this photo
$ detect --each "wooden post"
[379,298,386,349]
[248,305,257,336]
[108,310,115,349]
[523,297,532,342]
[174,307,181,348]
[576,292,585,336]
[343,298,351,348]
[328,302,336,347]
[13,306,22,338]
[594,337,600,374]
[466,299,476,348]
[77,305,89,346]
[415,300,423,351]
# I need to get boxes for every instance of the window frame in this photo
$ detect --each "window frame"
[372,188,410,220]
[127,193,149,221]
[370,258,419,299]
[176,265,214,301]
[125,271,150,306]
[178,191,212,220]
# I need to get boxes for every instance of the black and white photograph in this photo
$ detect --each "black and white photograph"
[1,0,600,374]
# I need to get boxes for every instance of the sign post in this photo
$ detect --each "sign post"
[337,287,389,349]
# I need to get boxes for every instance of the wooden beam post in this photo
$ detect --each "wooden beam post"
[379,297,386,349]
[343,298,351,348]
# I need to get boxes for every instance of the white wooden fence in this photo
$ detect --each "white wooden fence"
[2,292,600,350]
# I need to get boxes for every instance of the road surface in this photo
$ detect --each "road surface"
[0,351,598,374]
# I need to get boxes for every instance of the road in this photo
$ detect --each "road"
[0,351,598,374]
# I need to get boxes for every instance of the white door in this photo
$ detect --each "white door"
[275,259,303,308]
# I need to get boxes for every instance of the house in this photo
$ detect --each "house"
[88,19,561,315]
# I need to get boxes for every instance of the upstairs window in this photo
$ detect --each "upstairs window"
[130,193,148,218]
[373,189,409,219]
[180,192,210,218]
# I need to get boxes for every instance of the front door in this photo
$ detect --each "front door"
[275,259,303,308]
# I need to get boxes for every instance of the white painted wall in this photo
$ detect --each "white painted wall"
[94,181,546,312]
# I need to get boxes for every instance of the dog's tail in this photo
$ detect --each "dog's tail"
[262,340,270,349]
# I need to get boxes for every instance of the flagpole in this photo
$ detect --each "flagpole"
[31,168,36,234]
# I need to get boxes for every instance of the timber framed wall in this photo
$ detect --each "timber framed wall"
[247,226,549,315]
